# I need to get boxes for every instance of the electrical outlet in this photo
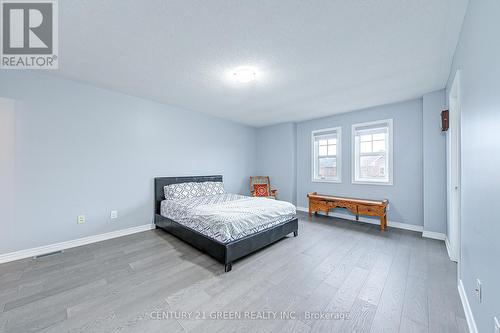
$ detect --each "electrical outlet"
[494,317,499,333]
[110,210,118,219]
[475,279,482,303]
[77,215,85,224]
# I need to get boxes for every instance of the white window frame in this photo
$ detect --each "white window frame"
[311,127,342,183]
[351,119,393,185]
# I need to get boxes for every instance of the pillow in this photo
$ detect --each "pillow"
[253,184,270,197]
[201,181,225,196]
[164,182,204,200]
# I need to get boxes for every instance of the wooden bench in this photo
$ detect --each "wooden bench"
[307,192,389,230]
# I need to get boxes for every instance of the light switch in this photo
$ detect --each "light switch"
[77,215,85,224]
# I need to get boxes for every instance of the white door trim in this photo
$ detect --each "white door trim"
[447,70,462,269]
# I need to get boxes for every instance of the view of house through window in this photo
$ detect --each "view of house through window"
[352,120,393,184]
[312,127,341,182]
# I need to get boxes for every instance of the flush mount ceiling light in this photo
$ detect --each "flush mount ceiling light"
[231,66,258,83]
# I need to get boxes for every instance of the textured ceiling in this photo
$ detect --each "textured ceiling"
[52,0,468,127]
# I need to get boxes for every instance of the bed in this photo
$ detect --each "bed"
[154,175,298,272]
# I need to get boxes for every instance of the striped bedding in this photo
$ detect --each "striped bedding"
[160,193,296,243]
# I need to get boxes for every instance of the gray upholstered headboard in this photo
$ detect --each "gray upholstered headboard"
[154,175,223,214]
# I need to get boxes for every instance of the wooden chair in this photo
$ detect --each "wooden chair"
[250,176,277,199]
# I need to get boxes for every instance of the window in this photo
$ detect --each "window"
[352,119,393,185]
[312,127,341,182]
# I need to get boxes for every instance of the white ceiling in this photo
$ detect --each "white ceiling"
[53,0,468,127]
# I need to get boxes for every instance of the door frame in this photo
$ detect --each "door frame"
[446,70,461,269]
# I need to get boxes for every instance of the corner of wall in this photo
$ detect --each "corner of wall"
[422,89,447,235]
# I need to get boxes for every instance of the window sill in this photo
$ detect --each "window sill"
[312,179,342,184]
[352,180,393,186]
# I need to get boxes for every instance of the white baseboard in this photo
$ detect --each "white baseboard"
[296,206,423,232]
[445,236,458,262]
[422,230,446,241]
[0,224,155,264]
[458,279,478,333]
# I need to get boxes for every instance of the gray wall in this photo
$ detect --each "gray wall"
[446,0,500,331]
[0,72,256,254]
[0,98,16,251]
[422,90,447,233]
[296,99,424,227]
[256,123,297,204]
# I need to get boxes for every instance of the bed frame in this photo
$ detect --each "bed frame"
[154,175,298,272]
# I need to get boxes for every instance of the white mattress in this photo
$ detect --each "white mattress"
[160,193,296,243]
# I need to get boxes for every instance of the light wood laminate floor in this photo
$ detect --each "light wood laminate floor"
[0,212,467,333]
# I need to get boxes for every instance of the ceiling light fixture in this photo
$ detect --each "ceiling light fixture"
[232,66,258,83]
